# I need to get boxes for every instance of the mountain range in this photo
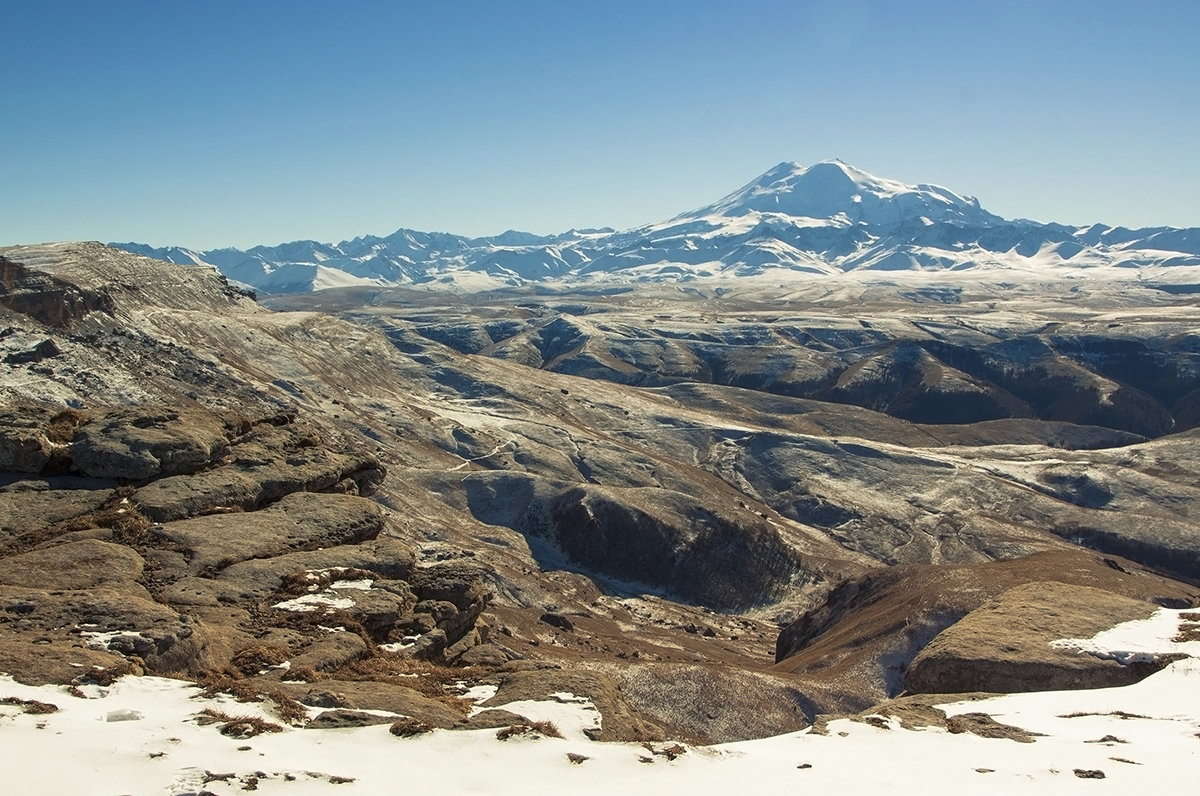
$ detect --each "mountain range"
[114,159,1200,294]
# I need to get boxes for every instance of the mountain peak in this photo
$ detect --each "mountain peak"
[688,160,996,227]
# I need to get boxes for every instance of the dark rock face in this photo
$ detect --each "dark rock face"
[0,255,116,329]
[547,484,807,611]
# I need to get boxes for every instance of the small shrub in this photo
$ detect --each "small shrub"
[566,753,589,765]
[46,408,88,443]
[389,717,433,738]
[642,742,687,760]
[283,665,322,683]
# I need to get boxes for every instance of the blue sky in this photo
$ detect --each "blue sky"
[2,0,1197,249]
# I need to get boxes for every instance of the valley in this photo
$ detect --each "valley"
[2,242,1197,752]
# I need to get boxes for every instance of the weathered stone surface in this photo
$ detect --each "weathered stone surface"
[152,491,386,575]
[0,539,143,589]
[274,679,466,728]
[772,550,1197,711]
[304,709,394,729]
[288,633,369,672]
[133,423,386,522]
[70,407,232,480]
[454,642,519,667]
[162,538,416,607]
[489,668,670,742]
[0,425,53,473]
[614,663,811,744]
[0,486,114,543]
[405,629,447,662]
[904,582,1166,694]
[453,709,531,730]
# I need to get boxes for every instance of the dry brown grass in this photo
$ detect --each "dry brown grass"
[642,742,687,760]
[230,644,290,677]
[270,608,373,644]
[46,408,88,443]
[197,674,264,702]
[389,717,434,737]
[283,665,323,683]
[0,697,59,715]
[73,659,140,687]
[1173,622,1200,643]
[198,708,283,738]
[496,720,562,741]
[267,691,310,725]
[332,653,486,709]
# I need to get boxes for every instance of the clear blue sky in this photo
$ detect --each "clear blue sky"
[3,0,1197,249]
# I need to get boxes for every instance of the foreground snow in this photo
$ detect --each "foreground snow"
[1,609,1196,794]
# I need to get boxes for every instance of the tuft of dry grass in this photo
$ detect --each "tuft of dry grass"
[389,717,434,738]
[0,697,59,715]
[46,408,88,443]
[566,752,589,765]
[197,674,264,702]
[1173,622,1200,643]
[283,665,323,683]
[73,659,140,687]
[642,742,687,760]
[266,691,310,726]
[496,720,562,741]
[198,708,283,738]
[230,644,290,677]
[277,568,380,599]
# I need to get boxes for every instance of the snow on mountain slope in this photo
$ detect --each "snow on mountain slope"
[672,159,999,226]
[112,161,1200,293]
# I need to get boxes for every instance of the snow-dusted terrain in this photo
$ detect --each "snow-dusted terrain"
[2,608,1196,794]
[115,160,1200,294]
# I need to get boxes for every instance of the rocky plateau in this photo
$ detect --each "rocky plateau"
[1,241,1198,744]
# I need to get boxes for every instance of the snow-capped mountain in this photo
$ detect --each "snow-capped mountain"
[114,160,1200,293]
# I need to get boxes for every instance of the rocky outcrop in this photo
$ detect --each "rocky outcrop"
[772,550,1197,710]
[69,407,232,480]
[0,254,115,329]
[903,582,1170,694]
[546,484,810,611]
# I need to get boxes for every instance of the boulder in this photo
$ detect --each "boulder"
[288,632,369,673]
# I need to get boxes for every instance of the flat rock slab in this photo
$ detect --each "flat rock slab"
[905,581,1163,694]
[70,407,232,480]
[133,424,385,522]
[272,679,467,728]
[0,539,144,589]
[162,538,416,607]
[153,492,386,575]
[0,486,113,541]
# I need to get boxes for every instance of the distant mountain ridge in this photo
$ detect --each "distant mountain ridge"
[114,160,1200,293]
